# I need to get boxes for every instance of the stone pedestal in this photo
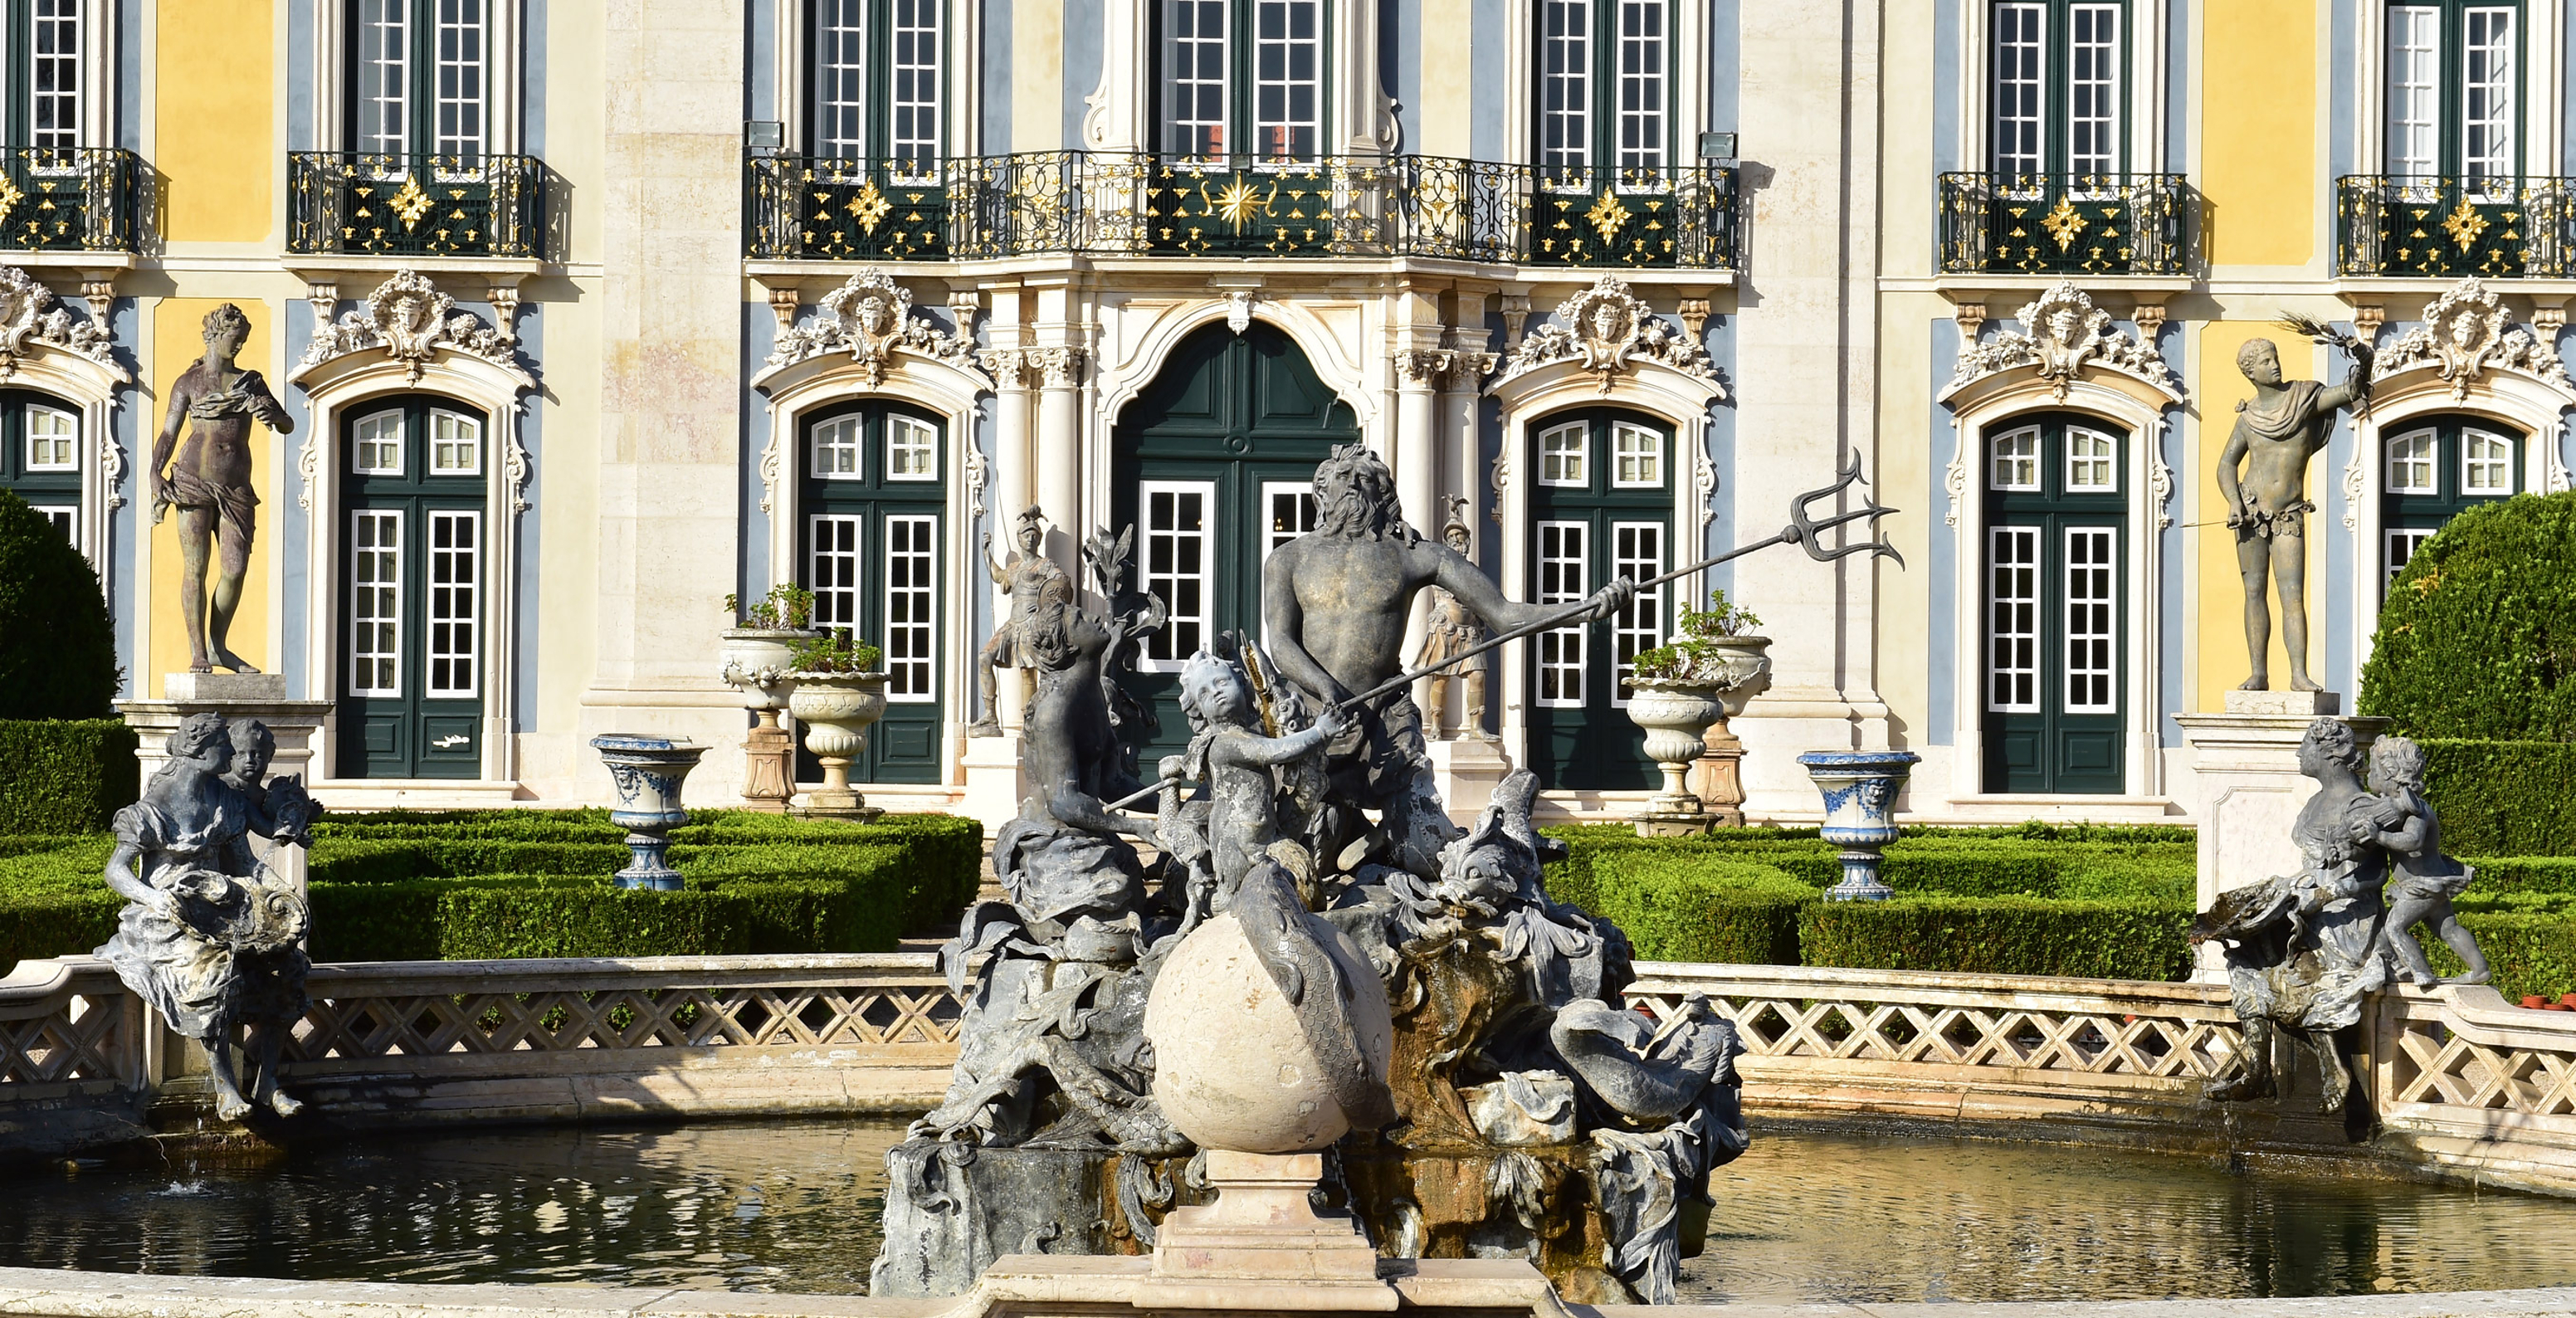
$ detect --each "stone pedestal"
[1426,735,1510,823]
[961,730,1027,826]
[2175,689,2387,978]
[1689,720,1749,827]
[739,715,794,813]
[119,675,332,790]
[1149,1150,1395,1311]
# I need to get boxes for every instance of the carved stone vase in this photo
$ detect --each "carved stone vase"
[719,627,814,813]
[590,735,706,891]
[1625,636,1773,834]
[1796,749,1920,901]
[787,671,888,818]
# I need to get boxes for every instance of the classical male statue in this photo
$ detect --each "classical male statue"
[99,712,312,1121]
[1413,500,1494,741]
[2217,334,2371,692]
[969,507,1071,737]
[151,304,294,676]
[1263,445,1630,877]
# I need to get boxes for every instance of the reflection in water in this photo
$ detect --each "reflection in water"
[1688,1128,2575,1304]
[0,1120,2566,1300]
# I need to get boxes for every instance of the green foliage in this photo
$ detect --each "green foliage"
[1578,853,1808,965]
[2410,740,2576,857]
[725,583,816,631]
[0,491,118,720]
[1798,896,2194,981]
[0,720,139,834]
[0,809,983,967]
[1628,589,1764,681]
[788,628,883,673]
[2429,914,2576,1007]
[2360,491,2576,740]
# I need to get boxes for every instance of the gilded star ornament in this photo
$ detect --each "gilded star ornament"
[2039,196,2087,251]
[1585,191,1632,243]
[847,179,893,234]
[1211,178,1271,229]
[2442,198,2491,251]
[388,177,435,231]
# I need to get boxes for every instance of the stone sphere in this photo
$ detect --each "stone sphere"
[1144,911,1393,1154]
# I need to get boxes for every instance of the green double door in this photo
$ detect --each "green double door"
[1526,409,1671,791]
[798,401,946,783]
[1980,413,2125,793]
[338,398,487,779]
[1110,322,1357,768]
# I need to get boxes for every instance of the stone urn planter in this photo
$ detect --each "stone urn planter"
[787,671,888,818]
[720,627,814,812]
[1795,749,1920,901]
[590,735,707,891]
[1624,634,1774,835]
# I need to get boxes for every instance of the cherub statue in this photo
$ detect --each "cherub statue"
[1178,647,1349,913]
[2363,735,2490,987]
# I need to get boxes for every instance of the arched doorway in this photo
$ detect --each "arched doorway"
[1978,411,2127,793]
[1111,321,1360,765]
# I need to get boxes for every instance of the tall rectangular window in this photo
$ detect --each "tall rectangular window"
[808,513,864,631]
[1538,0,1670,178]
[350,0,489,158]
[1163,0,1230,154]
[1251,0,1320,159]
[887,0,943,168]
[2066,5,2120,176]
[349,509,405,697]
[1608,520,1662,706]
[1991,3,2046,176]
[1534,520,1588,706]
[813,0,867,159]
[1988,1,2126,178]
[2062,526,2116,712]
[355,0,411,155]
[2461,7,2515,185]
[1539,0,1590,171]
[425,510,481,697]
[2381,2,2521,184]
[2388,7,2442,175]
[1613,0,1666,169]
[1987,525,2040,711]
[883,514,937,700]
[433,0,485,157]
[1140,481,1214,662]
[29,0,80,151]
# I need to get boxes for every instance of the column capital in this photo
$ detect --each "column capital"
[1393,347,1454,388]
[1028,345,1088,388]
[978,348,1034,389]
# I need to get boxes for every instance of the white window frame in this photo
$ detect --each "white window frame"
[2386,525,2439,583]
[2461,5,2516,188]
[1990,425,2042,491]
[2386,429,2439,493]
[22,404,76,471]
[1534,519,1588,709]
[1959,0,2168,189]
[1989,2,2047,178]
[1538,0,1590,173]
[886,414,939,481]
[424,508,481,699]
[1612,0,1668,173]
[1251,0,1324,160]
[1607,519,1662,708]
[2064,2,2121,178]
[29,504,74,537]
[429,408,482,476]
[807,511,865,633]
[2061,525,2116,714]
[1162,0,1232,155]
[1137,478,1217,673]
[317,0,523,156]
[352,408,407,475]
[2358,1,2561,190]
[2389,6,2443,176]
[882,512,939,702]
[2064,426,2117,492]
[809,413,864,479]
[348,507,406,698]
[1609,421,1661,488]
[1986,524,2041,714]
[1538,421,1589,486]
[2462,426,2514,493]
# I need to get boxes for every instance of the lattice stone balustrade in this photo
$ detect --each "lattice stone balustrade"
[5,952,2575,1192]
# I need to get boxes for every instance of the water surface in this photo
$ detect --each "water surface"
[1,1119,2568,1302]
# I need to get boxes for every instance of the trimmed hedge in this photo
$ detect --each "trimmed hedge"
[1798,896,2193,981]
[0,809,983,967]
[0,491,117,720]
[2360,491,2576,741]
[2409,740,2576,858]
[1581,852,1808,965]
[0,720,139,834]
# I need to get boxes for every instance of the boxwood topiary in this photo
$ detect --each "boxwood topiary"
[2360,491,2576,740]
[0,491,118,720]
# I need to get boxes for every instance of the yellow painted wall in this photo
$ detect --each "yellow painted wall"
[156,0,272,243]
[2200,0,2313,267]
[2193,323,2330,713]
[1012,0,1064,154]
[148,300,280,683]
[1417,0,1474,159]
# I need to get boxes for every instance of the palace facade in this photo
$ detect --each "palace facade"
[5,2,2566,824]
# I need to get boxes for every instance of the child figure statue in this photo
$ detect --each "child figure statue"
[1178,648,1349,914]
[2364,735,2491,987]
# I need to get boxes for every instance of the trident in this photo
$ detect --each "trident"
[1098,452,1900,812]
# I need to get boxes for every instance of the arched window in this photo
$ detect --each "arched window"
[798,400,944,783]
[1536,0,1671,181]
[2383,417,2520,583]
[1157,0,1324,159]
[1983,413,2125,793]
[337,398,488,779]
[1526,408,1670,791]
[0,390,79,539]
[808,0,944,171]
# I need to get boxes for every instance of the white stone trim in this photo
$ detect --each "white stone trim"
[2354,2,2562,179]
[0,266,129,583]
[289,349,536,788]
[753,352,989,787]
[1940,375,2175,804]
[1958,0,2169,174]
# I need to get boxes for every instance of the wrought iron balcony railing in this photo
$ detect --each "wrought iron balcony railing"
[0,147,141,253]
[744,152,1739,269]
[2334,175,2576,277]
[288,151,547,260]
[1938,171,2191,276]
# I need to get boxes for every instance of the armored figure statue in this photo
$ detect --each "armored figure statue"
[969,508,1072,737]
[98,712,314,1120]
[2364,735,2490,987]
[2217,333,2372,692]
[151,304,294,676]
[1414,500,1494,741]
[1264,445,1630,877]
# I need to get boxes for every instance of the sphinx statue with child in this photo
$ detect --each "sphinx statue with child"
[870,444,1856,1304]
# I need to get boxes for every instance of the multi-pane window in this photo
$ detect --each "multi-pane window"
[0,393,80,542]
[2383,419,2519,584]
[1539,422,1588,485]
[1611,421,1661,487]
[1608,520,1662,707]
[351,0,487,158]
[18,0,80,151]
[2385,2,2521,188]
[1526,408,1671,790]
[1534,520,1588,706]
[797,403,947,783]
[1160,0,1321,159]
[1982,414,2125,794]
[1140,480,1215,662]
[811,0,944,170]
[1988,1,2126,178]
[1261,481,1317,558]
[338,397,487,779]
[1536,0,1671,177]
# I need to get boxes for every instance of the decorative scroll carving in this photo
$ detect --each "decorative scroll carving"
[1489,451,1509,523]
[1224,289,1256,334]
[297,270,524,385]
[100,426,125,511]
[767,269,979,383]
[1393,347,1453,387]
[2374,276,2574,401]
[1495,277,1715,393]
[1942,440,1969,528]
[2150,449,2175,530]
[965,439,989,519]
[0,265,121,382]
[2342,447,2367,531]
[1946,281,2177,403]
[976,348,1032,389]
